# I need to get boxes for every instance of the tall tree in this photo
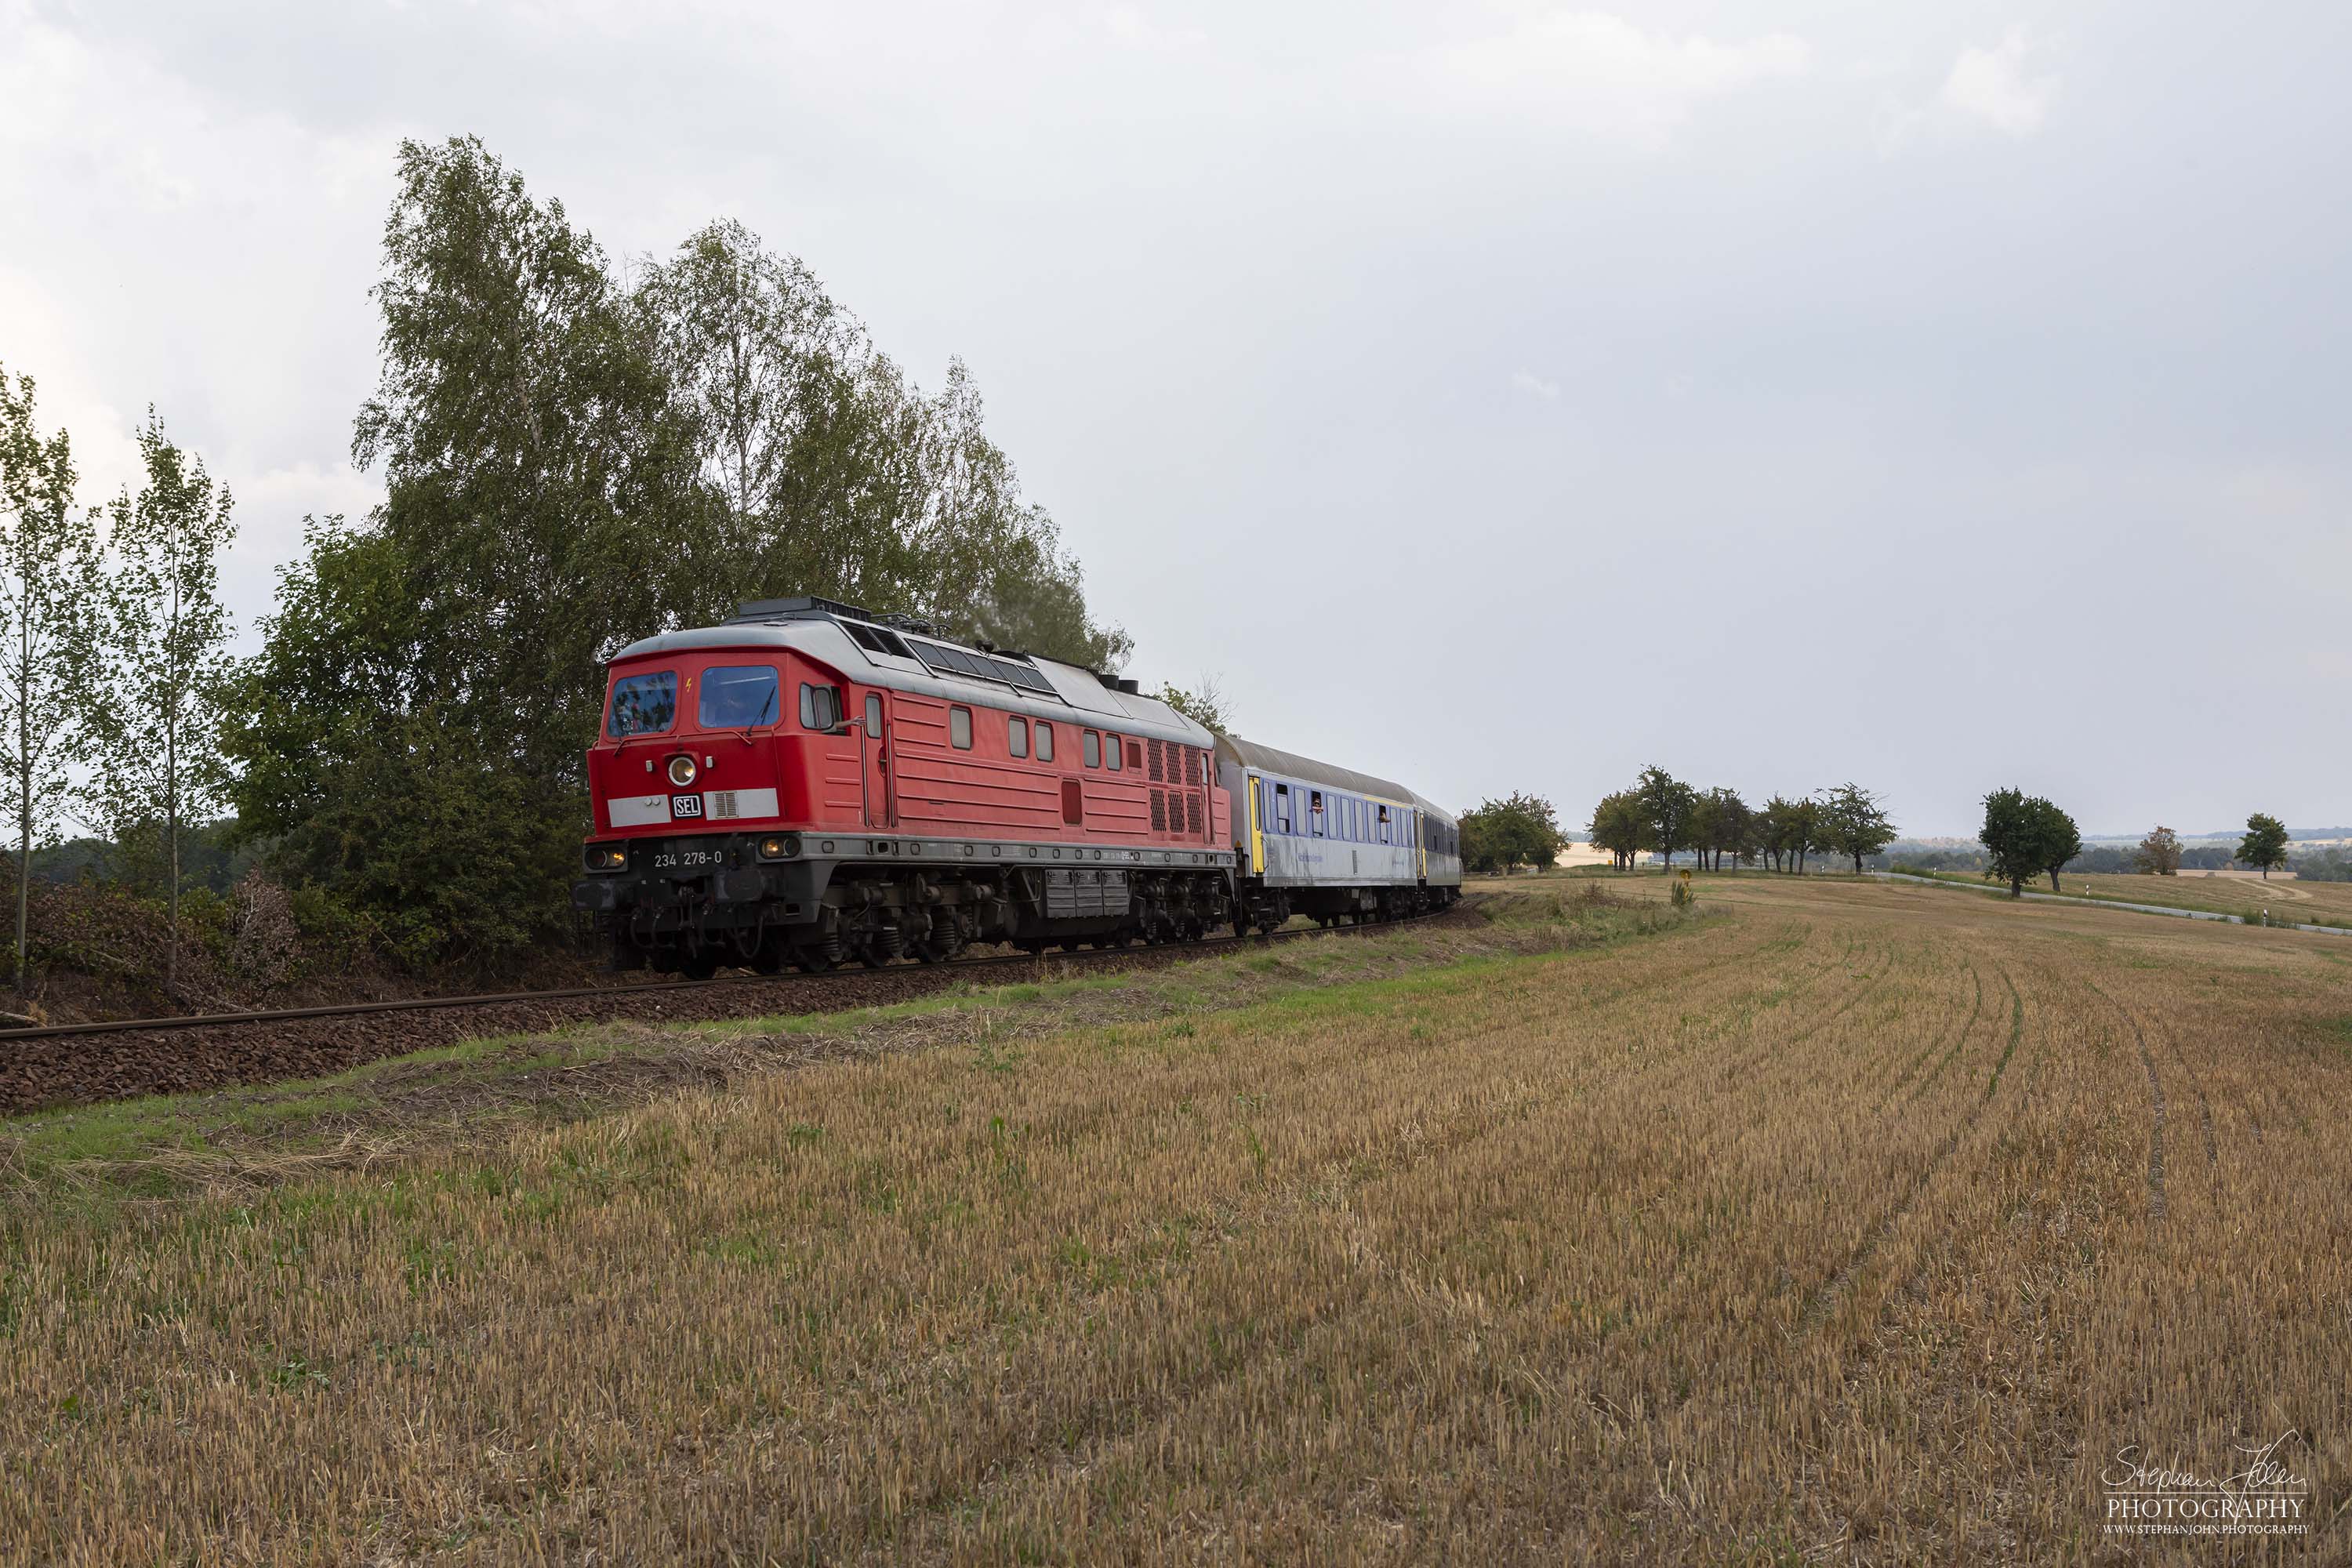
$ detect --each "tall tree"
[1635,765,1697,873]
[84,412,238,994]
[1819,782,1896,874]
[2238,813,2288,880]
[354,134,697,782]
[1787,795,1825,875]
[0,365,103,999]
[2136,825,2183,877]
[639,221,1128,671]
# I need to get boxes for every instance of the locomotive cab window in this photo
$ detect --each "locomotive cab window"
[798,683,842,731]
[950,706,973,750]
[699,665,779,729]
[1106,733,1123,771]
[865,694,883,738]
[607,670,677,737]
[1036,722,1054,762]
[1008,716,1029,757]
[1083,729,1101,768]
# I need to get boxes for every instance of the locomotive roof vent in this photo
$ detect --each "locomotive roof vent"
[731,594,875,623]
[1109,677,1142,695]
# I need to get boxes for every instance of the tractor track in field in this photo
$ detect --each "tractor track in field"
[1798,954,2024,1338]
[0,909,1472,1118]
[2087,980,2216,1215]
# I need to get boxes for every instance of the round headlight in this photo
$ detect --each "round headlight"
[666,754,698,787]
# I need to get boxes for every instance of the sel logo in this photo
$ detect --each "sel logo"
[671,793,703,818]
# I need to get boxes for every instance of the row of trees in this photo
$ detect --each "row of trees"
[1586,768,1896,875]
[1,376,237,996]
[2136,815,2291,878]
[1976,807,2292,897]
[2,133,1137,980]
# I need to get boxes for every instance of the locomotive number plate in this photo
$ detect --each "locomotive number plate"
[670,793,703,818]
[652,845,728,871]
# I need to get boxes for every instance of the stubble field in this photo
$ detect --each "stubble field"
[2,875,2346,1563]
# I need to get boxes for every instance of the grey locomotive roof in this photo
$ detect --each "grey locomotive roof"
[1215,735,1418,805]
[608,617,1213,750]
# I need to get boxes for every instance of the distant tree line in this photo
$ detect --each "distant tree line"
[1584,767,1896,876]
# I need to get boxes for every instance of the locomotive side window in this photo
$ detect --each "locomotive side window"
[607,670,677,737]
[699,665,779,728]
[1126,739,1142,770]
[797,683,842,731]
[866,694,883,738]
[1036,722,1054,762]
[949,706,973,750]
[1083,729,1101,768]
[1106,733,1123,771]
[1008,716,1029,757]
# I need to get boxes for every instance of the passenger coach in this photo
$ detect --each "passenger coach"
[1217,736,1461,932]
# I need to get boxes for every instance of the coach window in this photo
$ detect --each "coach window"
[1106,733,1123,771]
[950,706,973,750]
[1275,782,1293,833]
[608,670,677,737]
[1036,721,1054,762]
[1008,716,1029,757]
[798,683,840,731]
[1083,729,1101,768]
[1310,790,1325,836]
[1377,804,1392,844]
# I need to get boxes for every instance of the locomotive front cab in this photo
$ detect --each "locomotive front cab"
[572,641,865,975]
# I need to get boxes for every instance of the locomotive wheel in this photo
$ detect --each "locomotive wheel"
[680,950,720,982]
[792,946,834,974]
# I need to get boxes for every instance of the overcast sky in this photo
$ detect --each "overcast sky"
[5,0,2347,836]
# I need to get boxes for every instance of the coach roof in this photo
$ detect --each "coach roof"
[1215,735,1416,807]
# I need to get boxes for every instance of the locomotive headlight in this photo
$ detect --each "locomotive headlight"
[585,844,628,872]
[756,834,800,861]
[666,754,698,788]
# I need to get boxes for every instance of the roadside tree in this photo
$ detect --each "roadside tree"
[2136,826,2183,877]
[1820,782,1897,874]
[2238,813,2289,880]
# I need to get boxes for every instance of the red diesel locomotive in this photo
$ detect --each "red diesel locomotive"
[572,595,1461,975]
[572,597,1238,975]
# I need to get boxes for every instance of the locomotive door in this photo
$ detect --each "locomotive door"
[860,691,895,829]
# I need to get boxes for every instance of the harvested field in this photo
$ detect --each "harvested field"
[1,877,2344,1563]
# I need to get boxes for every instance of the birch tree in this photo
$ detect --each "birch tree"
[0,365,102,1000]
[85,412,236,994]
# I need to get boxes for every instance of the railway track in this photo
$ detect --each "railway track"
[0,910,1464,1117]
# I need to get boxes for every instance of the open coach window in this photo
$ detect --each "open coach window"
[699,665,779,728]
[607,670,677,737]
